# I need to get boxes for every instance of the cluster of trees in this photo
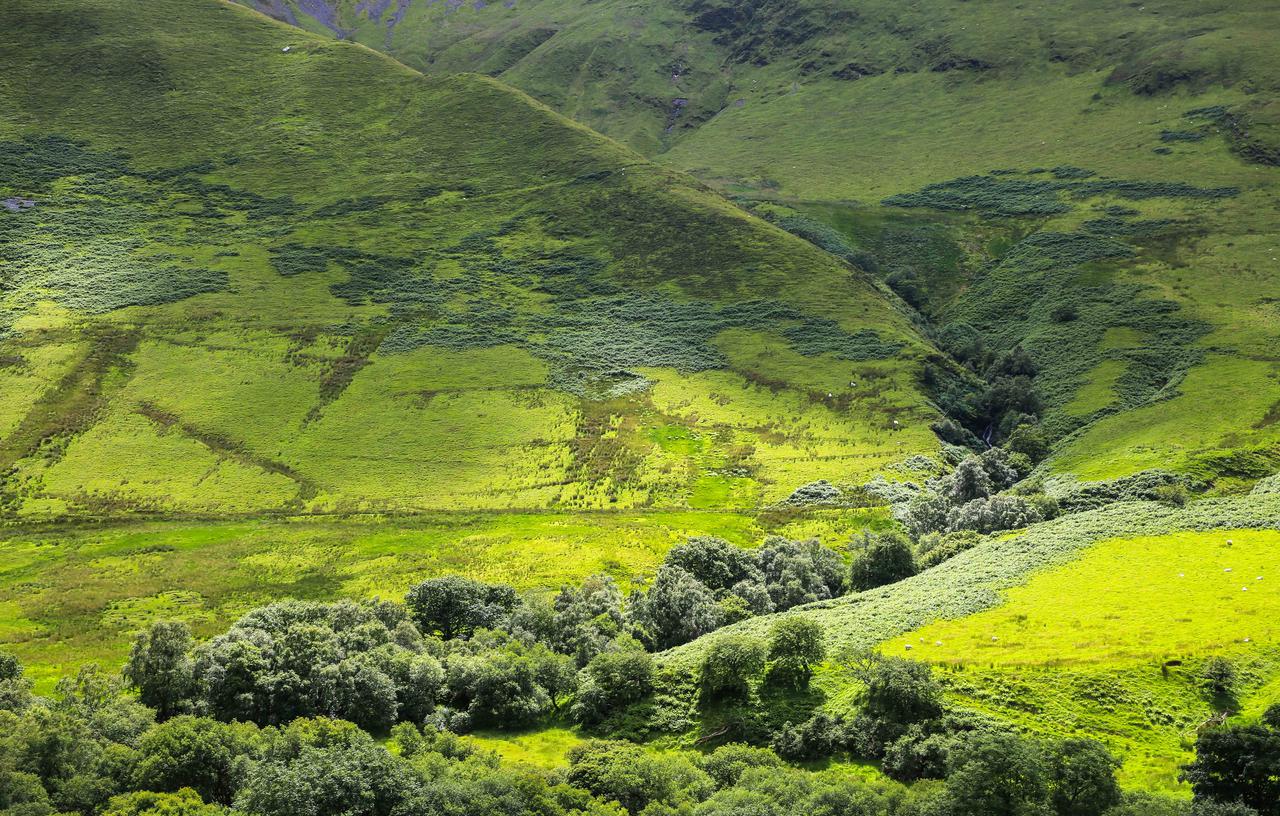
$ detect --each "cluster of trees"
[629,537,846,649]
[0,664,625,816]
[0,650,1137,816]
[115,540,864,739]
[5,625,1278,816]
[695,616,827,707]
[893,447,1057,543]
[930,341,1046,451]
[565,730,1143,816]
[123,596,591,735]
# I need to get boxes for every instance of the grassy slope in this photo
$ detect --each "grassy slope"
[0,506,889,692]
[247,0,1280,487]
[0,0,939,522]
[664,493,1280,790]
[0,0,933,696]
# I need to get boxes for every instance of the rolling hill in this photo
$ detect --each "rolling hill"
[0,0,937,691]
[242,0,1280,493]
[0,0,939,521]
[1,0,1279,808]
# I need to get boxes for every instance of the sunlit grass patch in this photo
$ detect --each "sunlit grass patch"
[1050,357,1280,480]
[0,510,777,690]
[885,529,1280,665]
[466,728,585,768]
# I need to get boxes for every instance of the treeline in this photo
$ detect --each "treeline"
[8,643,1274,816]
[858,445,1060,577]
[113,529,999,738]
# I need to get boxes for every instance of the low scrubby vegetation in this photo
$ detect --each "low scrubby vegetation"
[882,171,1238,216]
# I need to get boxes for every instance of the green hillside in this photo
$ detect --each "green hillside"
[0,0,939,521]
[663,492,1280,790]
[244,0,1280,490]
[2,1,1280,813]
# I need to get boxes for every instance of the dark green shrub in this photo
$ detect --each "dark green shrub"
[765,616,825,689]
[404,576,518,641]
[124,621,196,720]
[697,743,784,789]
[849,531,917,591]
[1049,738,1122,816]
[1183,724,1280,815]
[699,634,767,702]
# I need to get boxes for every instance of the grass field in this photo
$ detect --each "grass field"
[0,506,889,692]
[876,530,1280,790]
[885,530,1280,665]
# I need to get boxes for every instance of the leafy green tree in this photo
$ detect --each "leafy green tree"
[2,693,142,816]
[984,376,1043,430]
[323,654,400,732]
[665,537,763,593]
[1101,791,1191,816]
[1262,703,1280,730]
[981,446,1023,490]
[0,767,53,814]
[917,530,983,570]
[700,634,767,701]
[770,712,847,760]
[102,788,227,816]
[383,652,444,725]
[945,732,1052,816]
[125,621,197,720]
[849,531,917,591]
[571,636,654,725]
[234,718,420,816]
[989,346,1038,380]
[192,601,423,728]
[1048,738,1122,816]
[947,494,1043,535]
[550,574,626,666]
[697,743,783,789]
[567,740,712,815]
[899,490,951,539]
[133,716,259,805]
[693,763,895,816]
[1200,658,1239,701]
[629,565,722,650]
[54,663,155,745]
[948,456,994,504]
[881,724,954,781]
[0,649,33,712]
[755,538,846,611]
[532,645,578,713]
[1182,724,1280,815]
[766,616,825,689]
[443,635,563,727]
[859,655,944,725]
[404,576,517,640]
[1007,423,1051,463]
